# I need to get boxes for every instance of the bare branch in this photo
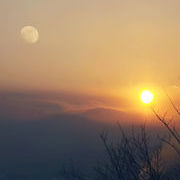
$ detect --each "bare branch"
[151,107,180,145]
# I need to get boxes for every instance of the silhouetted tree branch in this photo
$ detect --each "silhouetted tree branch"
[57,126,166,180]
[152,92,180,159]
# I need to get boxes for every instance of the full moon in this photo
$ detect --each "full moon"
[140,90,154,104]
[21,26,39,44]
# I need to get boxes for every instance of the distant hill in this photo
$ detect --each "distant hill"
[80,107,142,124]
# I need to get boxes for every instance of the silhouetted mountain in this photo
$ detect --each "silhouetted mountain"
[0,113,110,179]
[81,107,142,124]
[0,109,178,179]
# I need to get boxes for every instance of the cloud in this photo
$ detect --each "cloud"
[0,90,131,121]
[0,91,63,120]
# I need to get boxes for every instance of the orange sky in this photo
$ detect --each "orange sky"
[1,0,180,114]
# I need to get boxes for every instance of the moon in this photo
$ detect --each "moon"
[21,26,39,44]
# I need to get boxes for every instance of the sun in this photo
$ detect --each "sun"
[140,90,154,104]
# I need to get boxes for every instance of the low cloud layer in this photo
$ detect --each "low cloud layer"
[0,90,132,121]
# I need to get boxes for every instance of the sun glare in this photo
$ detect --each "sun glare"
[140,90,154,104]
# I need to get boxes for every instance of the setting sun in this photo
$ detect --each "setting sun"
[140,90,154,104]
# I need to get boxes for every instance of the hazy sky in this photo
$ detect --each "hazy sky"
[1,0,180,96]
[2,2,180,178]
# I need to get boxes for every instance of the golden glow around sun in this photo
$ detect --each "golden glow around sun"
[140,90,154,104]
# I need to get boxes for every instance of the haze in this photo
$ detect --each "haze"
[1,0,180,94]
[1,1,180,179]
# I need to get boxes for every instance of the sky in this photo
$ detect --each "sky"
[1,2,180,179]
[1,0,180,112]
